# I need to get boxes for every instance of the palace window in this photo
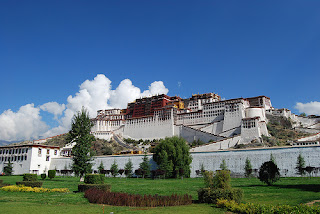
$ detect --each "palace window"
[47,149,50,155]
[38,148,42,155]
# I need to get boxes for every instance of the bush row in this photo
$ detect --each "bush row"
[23,173,37,181]
[198,187,243,204]
[84,188,192,207]
[78,184,111,192]
[84,174,104,184]
[16,181,43,187]
[216,199,320,214]
[1,185,69,193]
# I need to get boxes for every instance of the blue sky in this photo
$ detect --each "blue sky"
[1,1,320,141]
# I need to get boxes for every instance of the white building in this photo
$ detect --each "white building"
[91,94,272,147]
[0,144,60,175]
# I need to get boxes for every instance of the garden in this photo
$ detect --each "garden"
[1,174,320,214]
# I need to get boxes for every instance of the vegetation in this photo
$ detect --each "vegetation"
[296,153,306,176]
[67,107,95,178]
[153,136,192,178]
[258,161,280,186]
[219,159,228,170]
[48,170,56,180]
[216,198,320,214]
[2,176,320,213]
[110,160,119,177]
[139,153,151,178]
[98,162,104,174]
[264,115,311,146]
[85,188,192,207]
[41,174,46,180]
[124,159,133,178]
[1,185,69,193]
[244,157,252,178]
[198,170,243,204]
[3,160,13,175]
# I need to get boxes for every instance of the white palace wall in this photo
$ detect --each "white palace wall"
[123,116,175,140]
[49,146,320,178]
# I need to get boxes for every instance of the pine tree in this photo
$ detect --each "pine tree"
[98,161,104,174]
[296,153,305,176]
[270,153,276,164]
[139,153,151,178]
[67,107,95,179]
[220,159,228,170]
[110,160,119,177]
[244,157,253,178]
[3,160,13,175]
[124,159,133,178]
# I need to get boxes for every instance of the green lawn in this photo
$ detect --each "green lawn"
[1,176,320,213]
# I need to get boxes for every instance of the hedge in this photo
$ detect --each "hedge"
[22,174,37,181]
[216,199,320,214]
[78,184,111,192]
[16,181,43,188]
[198,187,243,204]
[48,170,56,179]
[41,174,46,180]
[84,174,104,184]
[1,185,69,193]
[84,188,192,207]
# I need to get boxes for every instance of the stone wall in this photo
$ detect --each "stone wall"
[49,145,320,178]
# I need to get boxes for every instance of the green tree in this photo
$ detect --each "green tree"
[296,153,306,176]
[110,160,119,177]
[139,153,151,178]
[270,153,276,164]
[98,161,105,174]
[244,157,253,178]
[258,161,280,186]
[3,160,13,175]
[67,107,95,179]
[124,159,133,178]
[153,136,192,178]
[220,159,228,170]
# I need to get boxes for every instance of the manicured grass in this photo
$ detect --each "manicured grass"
[1,175,320,213]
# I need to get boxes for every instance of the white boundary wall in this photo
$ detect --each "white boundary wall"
[49,145,320,178]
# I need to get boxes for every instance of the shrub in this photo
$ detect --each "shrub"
[40,174,46,180]
[84,174,104,184]
[84,188,192,207]
[258,161,280,185]
[198,187,243,204]
[48,170,56,179]
[16,181,43,188]
[1,185,69,193]
[216,199,320,214]
[78,184,111,192]
[199,170,243,204]
[22,173,37,181]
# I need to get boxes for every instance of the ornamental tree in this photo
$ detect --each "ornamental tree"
[258,161,280,186]
[153,136,192,178]
[124,159,133,178]
[244,157,253,178]
[296,153,305,176]
[139,153,151,178]
[67,107,95,179]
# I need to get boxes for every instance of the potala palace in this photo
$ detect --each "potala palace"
[1,93,320,176]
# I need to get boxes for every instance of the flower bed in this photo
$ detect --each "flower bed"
[216,199,320,214]
[1,185,69,193]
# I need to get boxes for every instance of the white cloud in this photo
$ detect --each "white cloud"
[295,101,320,116]
[40,102,66,119]
[0,104,49,141]
[0,74,169,141]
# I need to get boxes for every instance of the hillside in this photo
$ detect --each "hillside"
[263,115,312,146]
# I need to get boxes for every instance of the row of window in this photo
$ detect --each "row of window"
[0,148,28,155]
[38,148,58,156]
[243,121,256,129]
[0,155,27,162]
